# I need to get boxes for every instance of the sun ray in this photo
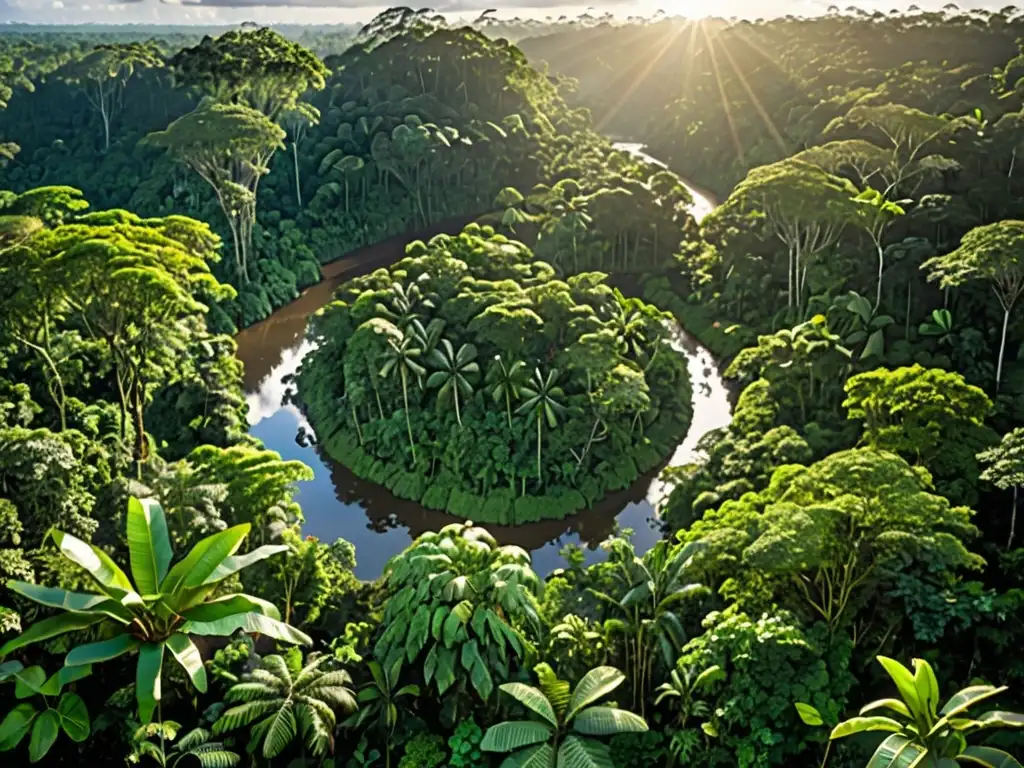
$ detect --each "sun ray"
[595,19,692,134]
[700,22,746,169]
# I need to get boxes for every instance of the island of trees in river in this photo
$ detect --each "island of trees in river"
[1,6,1024,768]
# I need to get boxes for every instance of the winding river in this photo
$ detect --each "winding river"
[233,144,731,580]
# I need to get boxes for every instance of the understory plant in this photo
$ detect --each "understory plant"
[481,663,648,767]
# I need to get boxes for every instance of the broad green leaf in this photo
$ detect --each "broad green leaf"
[180,593,281,622]
[795,702,824,726]
[973,711,1024,730]
[480,721,552,753]
[912,658,940,720]
[566,667,625,723]
[201,545,288,586]
[861,698,913,720]
[166,633,207,694]
[65,634,140,666]
[498,683,558,728]
[136,642,164,724]
[470,656,494,701]
[126,497,173,596]
[423,643,438,685]
[434,646,456,695]
[498,743,554,768]
[0,612,107,657]
[50,530,137,602]
[5,582,132,623]
[830,716,904,739]
[181,612,312,647]
[877,657,924,719]
[261,702,296,759]
[865,733,919,768]
[0,702,36,750]
[407,605,431,663]
[28,709,59,763]
[14,666,45,699]
[160,525,250,604]
[571,706,648,736]
[557,734,614,768]
[958,746,1023,767]
[56,692,90,742]
[40,664,92,696]
[939,686,1009,718]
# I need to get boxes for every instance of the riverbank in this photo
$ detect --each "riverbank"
[234,144,733,580]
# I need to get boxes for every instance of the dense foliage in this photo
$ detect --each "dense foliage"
[1,7,1024,768]
[296,225,693,522]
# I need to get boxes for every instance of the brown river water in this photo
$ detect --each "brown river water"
[233,145,730,579]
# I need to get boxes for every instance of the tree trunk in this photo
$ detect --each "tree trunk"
[401,367,416,464]
[1009,486,1018,550]
[997,306,1010,391]
[292,142,302,208]
[874,240,884,311]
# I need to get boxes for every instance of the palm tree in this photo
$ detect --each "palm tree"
[480,663,648,767]
[343,659,420,768]
[515,367,567,487]
[376,278,433,330]
[426,338,479,427]
[379,328,426,463]
[589,539,707,715]
[486,356,528,428]
[213,652,356,761]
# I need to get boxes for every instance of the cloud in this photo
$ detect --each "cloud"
[167,0,623,8]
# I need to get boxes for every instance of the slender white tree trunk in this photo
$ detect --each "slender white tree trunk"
[1009,485,1018,550]
[875,240,884,311]
[997,306,1010,391]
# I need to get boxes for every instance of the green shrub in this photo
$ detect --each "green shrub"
[479,488,515,524]
[397,733,446,768]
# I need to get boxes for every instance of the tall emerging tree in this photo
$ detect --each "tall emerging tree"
[705,159,860,313]
[923,220,1024,389]
[170,27,328,124]
[143,104,285,283]
[0,497,310,724]
[978,428,1024,549]
[851,189,907,311]
[59,42,164,151]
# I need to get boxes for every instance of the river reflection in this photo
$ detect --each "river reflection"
[235,146,730,580]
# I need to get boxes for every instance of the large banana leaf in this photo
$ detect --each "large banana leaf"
[160,525,250,607]
[201,545,289,586]
[50,530,139,604]
[571,706,648,736]
[830,716,904,739]
[181,611,312,647]
[180,593,280,622]
[958,745,1023,767]
[940,686,1009,718]
[498,743,554,768]
[166,633,207,693]
[136,642,165,724]
[864,734,920,767]
[877,657,925,721]
[0,613,107,656]
[65,634,140,666]
[557,735,614,768]
[5,582,132,623]
[565,667,624,723]
[126,498,172,596]
[498,683,558,728]
[480,721,552,752]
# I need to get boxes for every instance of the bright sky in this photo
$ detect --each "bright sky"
[0,0,998,29]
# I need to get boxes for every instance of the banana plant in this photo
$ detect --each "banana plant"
[0,661,91,763]
[0,496,310,723]
[797,655,1024,767]
[481,663,648,768]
